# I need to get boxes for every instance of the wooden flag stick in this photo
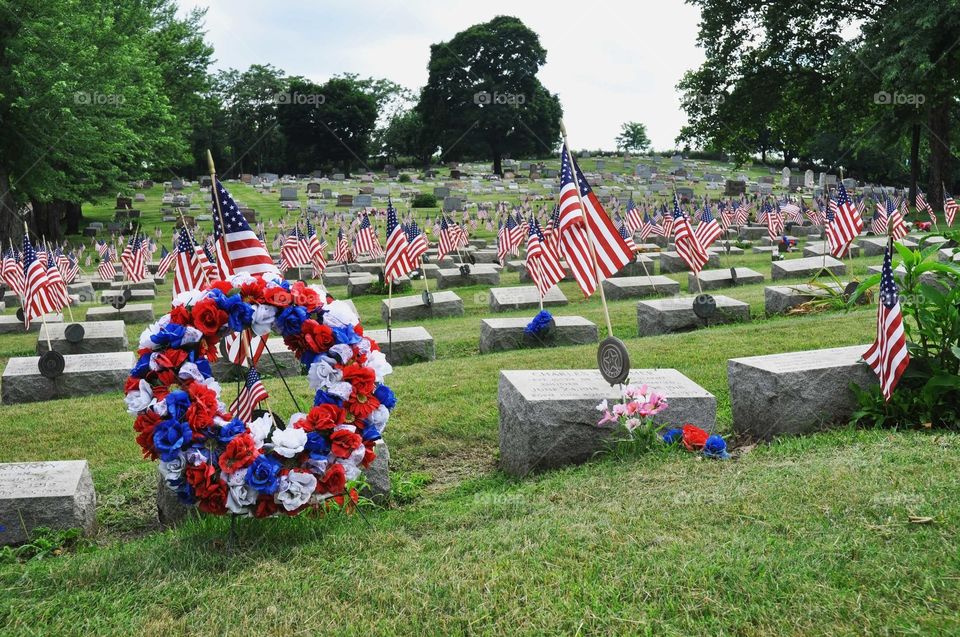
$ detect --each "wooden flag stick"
[207,150,233,276]
[561,121,614,339]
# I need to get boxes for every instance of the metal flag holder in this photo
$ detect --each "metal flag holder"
[561,122,629,386]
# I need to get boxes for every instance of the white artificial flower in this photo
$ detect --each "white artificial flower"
[271,427,307,458]
[307,359,342,392]
[356,338,372,355]
[180,326,203,346]
[251,304,277,336]
[333,424,356,433]
[178,362,203,382]
[248,412,274,449]
[226,474,258,515]
[172,289,208,307]
[364,350,393,382]
[348,445,367,465]
[322,300,358,328]
[308,284,327,302]
[366,404,389,430]
[303,456,328,475]
[185,447,208,466]
[288,412,308,429]
[138,316,169,350]
[158,453,186,483]
[329,344,353,364]
[596,399,609,412]
[125,379,154,415]
[229,272,256,288]
[326,381,354,401]
[338,460,361,481]
[151,399,168,418]
[202,377,222,399]
[262,272,284,286]
[274,471,317,511]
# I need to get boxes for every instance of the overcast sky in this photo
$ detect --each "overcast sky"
[179,0,705,151]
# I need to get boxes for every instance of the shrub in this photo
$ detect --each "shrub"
[411,193,437,208]
[398,173,411,183]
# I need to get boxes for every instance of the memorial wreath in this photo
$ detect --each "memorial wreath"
[122,272,395,517]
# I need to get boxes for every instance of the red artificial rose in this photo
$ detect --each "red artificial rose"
[219,433,258,473]
[198,483,228,515]
[283,333,307,358]
[361,446,377,468]
[346,392,380,420]
[330,429,362,459]
[154,369,178,389]
[169,305,190,325]
[192,297,226,336]
[185,462,219,499]
[292,282,321,312]
[209,280,233,296]
[151,382,171,402]
[134,411,161,460]
[201,338,219,363]
[306,404,344,432]
[124,376,141,393]
[682,424,710,451]
[301,320,335,353]
[316,463,346,495]
[185,383,219,429]
[240,277,266,303]
[262,285,293,307]
[253,494,278,519]
[154,348,188,371]
[342,365,376,395]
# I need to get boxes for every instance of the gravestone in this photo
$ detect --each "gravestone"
[724,180,746,196]
[804,170,815,188]
[101,289,155,304]
[676,187,695,201]
[1,351,135,404]
[433,187,450,198]
[306,183,321,194]
[635,165,652,178]
[802,242,861,258]
[764,283,844,315]
[0,461,96,546]
[488,286,567,312]
[337,194,353,207]
[660,251,720,273]
[354,194,373,208]
[688,267,764,291]
[601,276,680,300]
[346,274,378,297]
[0,313,62,335]
[67,282,95,303]
[781,167,791,188]
[364,326,435,365]
[637,296,750,336]
[480,316,598,354]
[85,304,155,323]
[436,265,500,289]
[498,369,715,476]
[771,256,845,280]
[212,348,300,381]
[37,320,128,355]
[858,236,917,256]
[380,291,464,322]
[728,345,876,439]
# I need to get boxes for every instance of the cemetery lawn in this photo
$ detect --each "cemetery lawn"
[1,310,959,634]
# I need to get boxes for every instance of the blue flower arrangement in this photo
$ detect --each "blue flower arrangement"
[524,310,554,336]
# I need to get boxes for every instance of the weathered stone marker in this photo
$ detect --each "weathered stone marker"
[601,275,680,300]
[637,295,750,336]
[688,267,764,291]
[0,460,97,545]
[436,265,501,288]
[488,286,567,312]
[728,345,877,439]
[364,326,435,364]
[380,290,464,322]
[37,320,128,355]
[771,256,846,280]
[480,316,598,353]
[86,304,155,323]
[764,283,843,315]
[1,351,135,404]
[498,369,716,476]
[0,313,62,335]
[660,251,720,273]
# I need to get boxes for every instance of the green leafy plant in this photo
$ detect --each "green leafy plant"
[0,527,89,564]
[847,239,960,428]
[411,193,437,208]
[397,173,411,183]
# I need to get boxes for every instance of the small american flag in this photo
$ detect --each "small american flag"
[695,204,723,249]
[120,234,147,282]
[887,199,909,242]
[2,249,23,297]
[156,245,176,278]
[173,227,205,296]
[354,212,383,257]
[213,179,280,278]
[625,198,644,232]
[229,366,269,423]
[828,183,863,257]
[616,216,637,252]
[764,201,784,241]
[22,235,55,329]
[944,186,958,227]
[863,245,910,401]
[916,189,936,224]
[525,217,565,297]
[405,220,428,267]
[306,219,327,273]
[98,250,117,282]
[44,251,69,311]
[63,253,80,285]
[871,201,888,236]
[384,199,413,282]
[671,194,709,274]
[333,228,353,264]
[437,215,455,261]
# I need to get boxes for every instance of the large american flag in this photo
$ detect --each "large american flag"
[354,212,383,257]
[213,179,280,278]
[828,183,863,257]
[863,244,910,401]
[524,217,565,297]
[695,204,723,249]
[22,235,55,329]
[671,194,709,274]
[384,199,413,282]
[405,219,428,267]
[229,366,270,423]
[557,145,633,297]
[173,227,205,296]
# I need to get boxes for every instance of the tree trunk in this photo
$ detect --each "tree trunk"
[29,199,72,243]
[909,122,921,205]
[927,100,951,212]
[65,202,82,235]
[492,152,502,176]
[0,168,20,249]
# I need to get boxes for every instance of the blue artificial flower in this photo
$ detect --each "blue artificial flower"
[173,481,196,505]
[130,352,152,378]
[361,424,382,442]
[153,419,194,462]
[195,358,213,379]
[332,324,361,345]
[165,390,191,421]
[703,434,730,460]
[245,454,282,494]
[227,300,254,333]
[277,305,308,337]
[301,350,318,368]
[304,431,331,454]
[373,384,397,410]
[314,390,344,407]
[150,322,186,348]
[524,310,554,336]
[218,417,247,444]
[278,279,291,291]
[661,428,683,445]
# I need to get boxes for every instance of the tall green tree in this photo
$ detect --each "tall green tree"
[417,16,562,174]
[213,64,287,176]
[615,122,652,153]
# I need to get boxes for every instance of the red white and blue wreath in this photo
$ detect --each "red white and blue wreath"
[123,273,395,517]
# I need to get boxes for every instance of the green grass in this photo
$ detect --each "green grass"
[0,158,957,634]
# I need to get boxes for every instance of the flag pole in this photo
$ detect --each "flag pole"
[561,121,614,339]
